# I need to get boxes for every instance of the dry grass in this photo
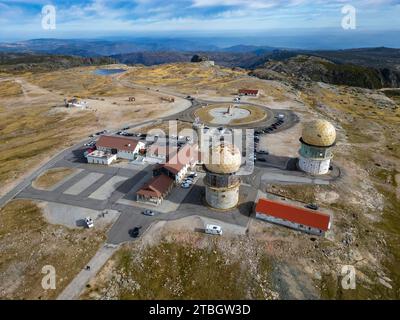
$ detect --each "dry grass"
[0,200,106,300]
[0,80,23,97]
[122,63,245,94]
[0,104,95,194]
[121,63,292,104]
[32,167,77,190]
[82,234,273,300]
[25,67,135,98]
[297,83,400,299]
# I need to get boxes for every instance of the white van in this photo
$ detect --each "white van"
[205,224,223,236]
[85,217,94,229]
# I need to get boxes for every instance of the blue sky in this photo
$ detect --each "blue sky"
[0,0,400,41]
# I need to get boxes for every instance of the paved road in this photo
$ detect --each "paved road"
[164,99,299,132]
[0,139,92,208]
[57,244,118,300]
[0,74,306,300]
[0,118,159,209]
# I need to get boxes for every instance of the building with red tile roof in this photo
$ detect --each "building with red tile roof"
[136,174,174,206]
[96,135,145,161]
[239,89,259,96]
[154,144,199,183]
[255,198,331,236]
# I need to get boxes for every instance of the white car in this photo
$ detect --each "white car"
[181,183,191,189]
[143,210,155,216]
[205,224,223,236]
[85,217,94,229]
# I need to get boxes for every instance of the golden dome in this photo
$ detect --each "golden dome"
[302,119,336,147]
[205,143,242,174]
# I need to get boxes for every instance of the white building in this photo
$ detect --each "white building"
[87,150,117,165]
[255,198,331,236]
[65,98,88,109]
[96,135,145,161]
[153,144,199,183]
[145,143,178,164]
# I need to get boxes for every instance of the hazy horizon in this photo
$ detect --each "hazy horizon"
[1,28,400,51]
[1,1,400,50]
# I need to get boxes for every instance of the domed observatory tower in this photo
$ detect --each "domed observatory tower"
[204,143,242,210]
[299,119,337,175]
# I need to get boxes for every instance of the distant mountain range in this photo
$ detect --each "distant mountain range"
[1,38,400,88]
[0,38,277,57]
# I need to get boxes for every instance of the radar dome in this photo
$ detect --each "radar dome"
[205,143,242,174]
[302,119,336,147]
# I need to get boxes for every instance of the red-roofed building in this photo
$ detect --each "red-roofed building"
[96,135,145,161]
[239,89,259,96]
[154,144,199,183]
[136,174,174,206]
[255,198,331,236]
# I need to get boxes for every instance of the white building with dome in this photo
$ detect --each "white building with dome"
[204,143,242,210]
[298,119,337,175]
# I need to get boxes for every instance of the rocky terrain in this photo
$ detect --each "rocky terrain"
[250,55,400,89]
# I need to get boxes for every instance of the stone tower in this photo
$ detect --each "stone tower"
[204,143,242,210]
[299,119,337,175]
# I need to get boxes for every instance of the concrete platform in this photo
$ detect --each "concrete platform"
[64,172,104,196]
[89,176,129,201]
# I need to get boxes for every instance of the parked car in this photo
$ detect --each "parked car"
[306,203,319,211]
[129,227,141,238]
[205,224,223,236]
[258,150,269,155]
[257,158,267,162]
[181,183,191,189]
[143,210,155,216]
[85,217,94,229]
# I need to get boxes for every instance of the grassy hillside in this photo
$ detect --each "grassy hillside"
[0,52,116,74]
